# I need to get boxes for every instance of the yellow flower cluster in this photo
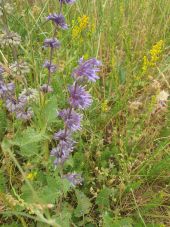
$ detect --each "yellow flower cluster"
[26,171,37,180]
[142,40,164,72]
[72,15,94,40]
[101,100,109,112]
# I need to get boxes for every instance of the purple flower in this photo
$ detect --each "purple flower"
[7,82,15,93]
[64,173,83,186]
[43,60,57,73]
[5,98,18,112]
[59,108,82,131]
[68,84,92,109]
[51,139,74,166]
[40,84,53,93]
[72,57,101,82]
[0,81,8,98]
[59,0,76,4]
[44,38,61,49]
[53,129,71,141]
[47,14,68,30]
[16,108,34,121]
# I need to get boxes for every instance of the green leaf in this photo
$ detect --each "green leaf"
[13,127,46,157]
[74,190,92,218]
[44,96,58,124]
[103,212,114,226]
[96,187,112,210]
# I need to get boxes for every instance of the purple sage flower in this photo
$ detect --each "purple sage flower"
[0,81,8,98]
[6,98,18,112]
[44,38,61,49]
[53,129,71,141]
[59,108,82,131]
[68,84,92,109]
[47,14,68,30]
[64,173,83,186]
[51,139,74,166]
[43,60,57,73]
[16,108,34,121]
[40,84,53,93]
[7,82,15,94]
[72,57,101,82]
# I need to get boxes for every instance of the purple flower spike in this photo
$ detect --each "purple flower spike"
[44,38,61,49]
[68,84,92,109]
[64,173,83,186]
[0,81,8,98]
[47,14,68,30]
[51,139,74,166]
[43,60,57,73]
[59,0,76,4]
[53,129,71,141]
[16,108,34,121]
[72,57,102,82]
[59,109,82,132]
[40,84,53,93]
[6,98,17,112]
[7,82,15,93]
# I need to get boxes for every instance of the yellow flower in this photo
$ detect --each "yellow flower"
[142,55,149,72]
[26,172,37,181]
[72,15,89,40]
[101,100,109,112]
[78,15,89,30]
[72,25,80,39]
[142,40,164,72]
[149,40,164,66]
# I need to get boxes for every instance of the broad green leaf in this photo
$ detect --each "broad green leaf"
[96,187,112,210]
[74,190,92,217]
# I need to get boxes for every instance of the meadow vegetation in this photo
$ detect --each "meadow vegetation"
[0,0,170,226]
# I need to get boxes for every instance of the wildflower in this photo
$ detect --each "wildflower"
[19,88,38,103]
[78,15,89,30]
[47,13,68,30]
[72,57,101,82]
[40,84,53,93]
[72,15,89,40]
[59,108,82,131]
[5,98,18,112]
[101,100,109,112]
[142,55,149,72]
[43,60,57,73]
[0,31,21,46]
[64,173,83,186]
[142,40,164,72]
[51,139,74,166]
[26,172,37,181]
[156,90,169,108]
[16,108,34,121]
[53,129,71,141]
[68,84,92,109]
[10,61,30,77]
[44,38,61,49]
[0,81,8,98]
[150,40,164,66]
